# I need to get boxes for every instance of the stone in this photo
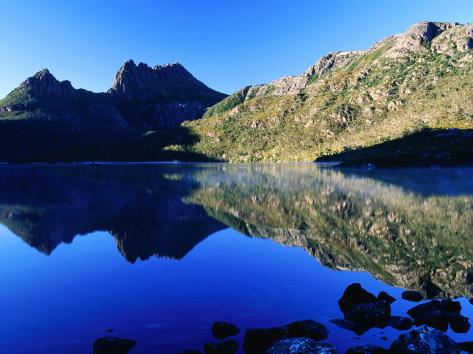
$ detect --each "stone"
[401,290,424,302]
[265,338,339,354]
[92,337,136,354]
[448,313,471,333]
[388,316,414,330]
[390,325,459,353]
[338,283,377,314]
[377,291,395,304]
[407,299,461,318]
[176,351,201,354]
[329,319,372,336]
[458,341,473,353]
[407,299,467,332]
[211,321,240,339]
[284,320,328,341]
[243,327,288,354]
[203,340,239,354]
[346,345,389,354]
[344,301,391,326]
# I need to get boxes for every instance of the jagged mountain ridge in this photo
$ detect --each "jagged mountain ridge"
[0,60,226,161]
[185,21,473,163]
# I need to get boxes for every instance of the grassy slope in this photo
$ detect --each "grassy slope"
[183,37,473,162]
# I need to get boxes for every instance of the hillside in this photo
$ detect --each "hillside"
[184,22,473,163]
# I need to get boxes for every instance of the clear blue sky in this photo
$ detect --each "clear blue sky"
[1,0,472,97]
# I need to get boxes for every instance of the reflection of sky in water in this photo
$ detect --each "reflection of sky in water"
[0,223,472,354]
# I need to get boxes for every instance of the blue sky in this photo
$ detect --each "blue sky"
[0,0,472,97]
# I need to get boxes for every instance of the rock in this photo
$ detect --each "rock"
[401,290,424,302]
[448,313,471,333]
[388,316,414,330]
[176,351,201,354]
[203,340,239,354]
[284,320,328,341]
[338,283,377,313]
[344,302,391,326]
[377,291,395,304]
[346,345,389,354]
[458,341,473,353]
[406,299,468,332]
[243,327,288,354]
[390,325,459,353]
[265,338,339,354]
[329,319,372,336]
[92,337,136,354]
[211,321,240,339]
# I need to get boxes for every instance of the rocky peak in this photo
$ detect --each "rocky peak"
[21,69,74,98]
[109,59,225,103]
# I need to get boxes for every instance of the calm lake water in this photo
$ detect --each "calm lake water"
[0,163,472,353]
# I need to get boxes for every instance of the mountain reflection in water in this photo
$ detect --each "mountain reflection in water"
[0,164,471,298]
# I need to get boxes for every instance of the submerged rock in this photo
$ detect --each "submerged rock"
[390,325,459,353]
[265,338,339,354]
[377,291,395,304]
[284,320,328,341]
[93,337,136,354]
[203,340,239,354]
[388,316,414,330]
[458,341,473,353]
[338,284,391,326]
[402,291,424,302]
[211,321,240,339]
[243,320,328,353]
[407,299,469,332]
[345,345,389,354]
[243,327,288,354]
[329,319,373,336]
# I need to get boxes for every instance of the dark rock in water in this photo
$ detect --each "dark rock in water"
[469,298,473,305]
[329,319,373,336]
[388,316,414,330]
[402,290,424,302]
[448,313,471,333]
[93,337,136,354]
[377,291,395,304]
[211,321,240,339]
[284,320,328,341]
[458,341,473,353]
[176,351,201,354]
[265,338,339,354]
[390,325,459,353]
[339,284,391,326]
[203,340,239,354]
[345,301,391,326]
[407,299,467,332]
[243,327,289,354]
[339,283,377,313]
[346,345,389,354]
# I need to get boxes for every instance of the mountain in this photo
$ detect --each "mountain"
[184,22,473,164]
[109,60,227,129]
[0,61,226,162]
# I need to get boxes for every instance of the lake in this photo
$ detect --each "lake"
[0,163,472,353]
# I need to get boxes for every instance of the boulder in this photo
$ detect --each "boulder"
[377,291,395,304]
[401,291,424,302]
[284,320,328,341]
[92,337,136,354]
[243,327,288,354]
[388,316,414,330]
[211,321,240,339]
[203,340,239,354]
[338,283,377,313]
[390,325,459,353]
[265,338,339,354]
[345,345,389,354]
[407,299,468,332]
[458,341,473,353]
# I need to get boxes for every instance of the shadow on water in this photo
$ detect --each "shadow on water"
[0,163,472,298]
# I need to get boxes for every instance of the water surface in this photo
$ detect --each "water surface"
[0,164,472,353]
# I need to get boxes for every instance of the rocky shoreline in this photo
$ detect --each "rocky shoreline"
[92,283,473,354]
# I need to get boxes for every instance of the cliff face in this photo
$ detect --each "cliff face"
[186,22,473,162]
[109,60,227,129]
